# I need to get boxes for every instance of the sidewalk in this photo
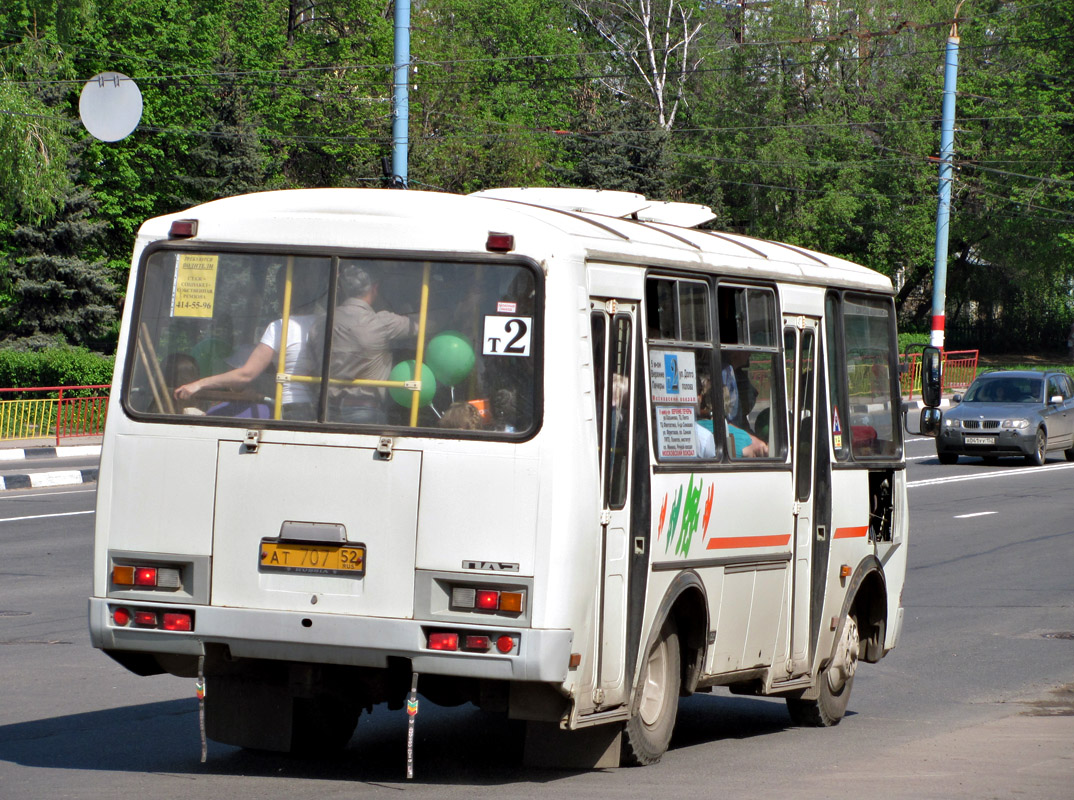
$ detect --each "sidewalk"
[0,435,102,492]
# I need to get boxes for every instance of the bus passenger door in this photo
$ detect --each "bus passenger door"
[785,317,819,677]
[590,301,635,709]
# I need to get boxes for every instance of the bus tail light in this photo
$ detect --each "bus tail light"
[426,630,517,655]
[496,635,517,654]
[428,632,459,651]
[162,612,193,631]
[486,232,515,252]
[112,563,182,590]
[451,585,526,615]
[464,635,491,651]
[111,605,194,632]
[169,219,198,238]
[135,567,157,586]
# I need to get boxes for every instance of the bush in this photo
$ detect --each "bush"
[0,347,115,392]
[897,332,931,354]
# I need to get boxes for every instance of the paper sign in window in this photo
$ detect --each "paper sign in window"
[656,406,699,458]
[172,254,219,318]
[649,350,698,404]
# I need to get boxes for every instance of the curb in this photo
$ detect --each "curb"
[0,444,102,461]
[0,467,99,492]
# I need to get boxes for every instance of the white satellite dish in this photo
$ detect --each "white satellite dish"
[79,72,142,142]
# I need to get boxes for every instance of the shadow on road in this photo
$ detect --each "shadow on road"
[0,691,812,783]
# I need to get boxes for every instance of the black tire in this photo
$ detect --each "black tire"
[787,614,858,727]
[622,619,680,766]
[1026,429,1047,466]
[937,451,958,465]
[1064,446,1074,462]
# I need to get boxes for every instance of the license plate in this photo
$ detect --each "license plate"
[964,436,996,445]
[259,541,365,577]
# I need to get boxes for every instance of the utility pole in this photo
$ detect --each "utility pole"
[930,4,964,349]
[391,0,411,188]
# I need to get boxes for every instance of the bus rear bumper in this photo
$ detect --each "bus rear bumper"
[88,597,572,683]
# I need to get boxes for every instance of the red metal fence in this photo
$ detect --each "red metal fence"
[901,350,979,399]
[0,385,110,445]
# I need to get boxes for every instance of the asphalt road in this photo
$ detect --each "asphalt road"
[0,439,1071,798]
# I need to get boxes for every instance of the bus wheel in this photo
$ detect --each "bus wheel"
[622,618,680,766]
[787,614,858,727]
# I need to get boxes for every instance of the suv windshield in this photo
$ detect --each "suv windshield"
[964,376,1042,404]
[126,249,539,435]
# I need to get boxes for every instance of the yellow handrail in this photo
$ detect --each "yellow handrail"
[273,258,294,420]
[410,262,432,427]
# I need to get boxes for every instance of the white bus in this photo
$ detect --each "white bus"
[90,187,924,768]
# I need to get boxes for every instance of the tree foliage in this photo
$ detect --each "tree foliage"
[0,0,1070,354]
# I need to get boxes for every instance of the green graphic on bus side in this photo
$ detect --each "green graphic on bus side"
[659,475,715,556]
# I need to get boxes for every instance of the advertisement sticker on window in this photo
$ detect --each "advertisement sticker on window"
[172,253,219,318]
[649,350,698,404]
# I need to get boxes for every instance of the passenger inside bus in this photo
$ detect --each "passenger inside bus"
[321,263,419,425]
[718,355,768,458]
[172,267,325,420]
[161,352,203,415]
[439,401,485,430]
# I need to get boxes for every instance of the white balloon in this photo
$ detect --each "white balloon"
[79,72,143,142]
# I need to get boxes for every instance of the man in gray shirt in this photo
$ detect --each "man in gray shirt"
[325,264,417,424]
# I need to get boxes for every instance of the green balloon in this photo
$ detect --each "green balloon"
[425,332,475,386]
[388,360,437,407]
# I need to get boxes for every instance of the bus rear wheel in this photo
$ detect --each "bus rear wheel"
[622,618,680,766]
[787,614,858,727]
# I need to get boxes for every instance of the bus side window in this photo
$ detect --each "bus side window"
[824,292,850,460]
[646,275,716,463]
[716,284,781,460]
[842,294,900,459]
[606,315,633,508]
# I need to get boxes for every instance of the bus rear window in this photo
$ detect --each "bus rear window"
[126,250,539,436]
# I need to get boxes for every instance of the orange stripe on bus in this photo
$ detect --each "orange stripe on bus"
[833,526,869,539]
[706,534,791,550]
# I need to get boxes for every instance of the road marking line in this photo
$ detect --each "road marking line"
[954,511,997,519]
[0,510,94,524]
[908,461,1074,488]
[1,488,97,500]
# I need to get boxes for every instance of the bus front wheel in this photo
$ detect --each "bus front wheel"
[622,618,680,766]
[787,613,858,727]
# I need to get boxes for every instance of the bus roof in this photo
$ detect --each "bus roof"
[138,188,893,293]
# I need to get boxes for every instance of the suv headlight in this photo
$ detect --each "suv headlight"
[1001,419,1030,429]
[943,417,961,428]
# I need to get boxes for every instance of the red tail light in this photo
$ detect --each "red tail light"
[162,612,193,632]
[475,590,499,610]
[134,567,157,586]
[496,635,516,654]
[428,632,459,651]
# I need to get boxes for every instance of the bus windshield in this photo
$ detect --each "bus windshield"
[125,248,539,435]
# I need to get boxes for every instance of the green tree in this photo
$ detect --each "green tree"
[408,0,583,192]
[0,161,118,350]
